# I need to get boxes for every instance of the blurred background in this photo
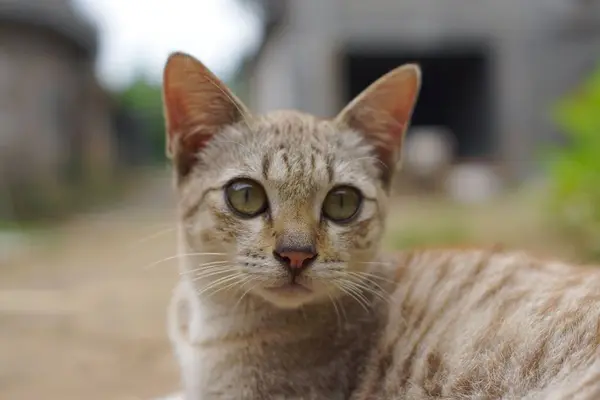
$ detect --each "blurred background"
[1,0,599,399]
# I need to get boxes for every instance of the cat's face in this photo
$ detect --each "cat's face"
[178,113,387,308]
[163,53,420,308]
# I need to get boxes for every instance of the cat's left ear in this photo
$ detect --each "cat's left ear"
[335,64,421,187]
[162,52,250,180]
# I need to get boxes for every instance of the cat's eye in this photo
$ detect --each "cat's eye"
[322,186,362,223]
[225,179,268,218]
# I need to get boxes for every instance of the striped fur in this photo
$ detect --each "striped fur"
[162,52,600,399]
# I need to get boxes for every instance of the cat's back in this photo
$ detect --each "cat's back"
[356,247,600,399]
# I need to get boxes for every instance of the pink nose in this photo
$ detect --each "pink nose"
[278,251,315,269]
[273,247,318,275]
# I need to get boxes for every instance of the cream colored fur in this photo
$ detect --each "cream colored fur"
[161,52,600,399]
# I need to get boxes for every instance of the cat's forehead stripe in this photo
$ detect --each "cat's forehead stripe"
[261,152,271,180]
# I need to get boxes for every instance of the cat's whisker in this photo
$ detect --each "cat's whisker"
[190,267,239,281]
[181,266,230,277]
[333,281,370,312]
[232,278,262,313]
[345,273,393,295]
[142,252,228,270]
[338,274,391,305]
[345,275,387,294]
[202,275,247,299]
[347,270,395,284]
[338,274,388,304]
[195,270,239,288]
[189,264,236,274]
[323,282,343,328]
[196,277,237,298]
[130,226,177,247]
[339,280,372,308]
[357,260,393,267]
[185,262,233,272]
[196,273,246,298]
[338,286,370,312]
[184,260,231,274]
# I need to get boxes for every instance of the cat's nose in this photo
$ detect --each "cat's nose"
[273,246,317,275]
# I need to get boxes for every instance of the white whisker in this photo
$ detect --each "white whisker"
[202,275,246,299]
[197,274,244,297]
[141,253,227,270]
[342,277,390,305]
[130,226,177,247]
[190,267,238,281]
[183,260,231,274]
[325,283,343,328]
[334,281,370,312]
[232,278,262,313]
[346,271,393,289]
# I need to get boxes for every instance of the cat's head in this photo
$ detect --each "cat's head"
[162,52,420,309]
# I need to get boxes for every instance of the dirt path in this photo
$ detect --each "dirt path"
[0,171,181,400]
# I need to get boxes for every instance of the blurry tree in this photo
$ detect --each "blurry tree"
[116,74,166,163]
[547,63,600,258]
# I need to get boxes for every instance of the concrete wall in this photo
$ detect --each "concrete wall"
[0,24,115,217]
[249,0,600,181]
[251,29,296,114]
[0,26,80,189]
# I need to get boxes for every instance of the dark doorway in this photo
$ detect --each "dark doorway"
[342,46,494,159]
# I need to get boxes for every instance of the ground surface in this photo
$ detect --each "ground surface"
[0,171,579,400]
[0,171,180,400]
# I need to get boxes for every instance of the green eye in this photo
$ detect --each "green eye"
[225,179,268,217]
[322,186,362,223]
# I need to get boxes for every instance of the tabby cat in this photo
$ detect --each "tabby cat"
[162,52,600,400]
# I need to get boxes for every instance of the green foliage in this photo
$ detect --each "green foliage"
[385,219,470,250]
[546,63,600,258]
[117,76,166,162]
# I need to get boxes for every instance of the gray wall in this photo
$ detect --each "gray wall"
[250,0,600,181]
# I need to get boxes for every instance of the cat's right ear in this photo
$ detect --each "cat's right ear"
[162,52,249,180]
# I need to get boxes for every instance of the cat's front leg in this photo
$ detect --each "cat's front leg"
[167,280,208,400]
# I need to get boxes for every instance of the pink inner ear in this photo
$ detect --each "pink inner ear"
[389,116,407,144]
[388,83,419,143]
[164,84,188,140]
[164,83,210,156]
[164,84,209,174]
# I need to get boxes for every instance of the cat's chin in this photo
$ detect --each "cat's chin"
[254,283,328,309]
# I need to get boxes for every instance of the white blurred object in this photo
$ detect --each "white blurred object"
[153,394,182,400]
[444,163,502,204]
[403,126,454,179]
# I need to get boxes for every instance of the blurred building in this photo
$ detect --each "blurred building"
[0,0,116,218]
[246,0,600,182]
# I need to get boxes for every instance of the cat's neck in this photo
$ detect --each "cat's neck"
[170,267,386,400]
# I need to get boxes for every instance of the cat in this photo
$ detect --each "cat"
[161,52,600,400]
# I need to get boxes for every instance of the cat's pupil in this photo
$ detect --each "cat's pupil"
[244,188,250,204]
[338,193,344,209]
